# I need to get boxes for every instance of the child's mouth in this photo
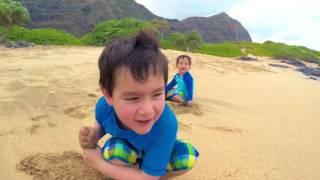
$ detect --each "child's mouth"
[136,119,152,125]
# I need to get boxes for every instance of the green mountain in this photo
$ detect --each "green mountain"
[170,13,252,43]
[20,0,162,36]
[20,0,252,43]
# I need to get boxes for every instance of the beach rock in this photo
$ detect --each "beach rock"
[237,56,258,61]
[296,67,320,77]
[268,64,290,68]
[4,41,35,48]
[280,60,306,68]
[0,34,5,44]
[3,41,16,48]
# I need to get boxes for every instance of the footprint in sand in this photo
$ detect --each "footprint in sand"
[0,129,17,137]
[16,85,49,107]
[167,102,204,116]
[0,130,9,137]
[223,168,241,178]
[197,97,236,108]
[4,80,26,91]
[63,105,91,119]
[6,68,22,72]
[17,151,111,180]
[202,126,242,134]
[87,93,98,98]
[27,124,41,135]
[47,121,57,128]
[29,114,57,134]
[31,115,49,122]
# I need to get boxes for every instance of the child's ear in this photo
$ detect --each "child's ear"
[100,86,113,105]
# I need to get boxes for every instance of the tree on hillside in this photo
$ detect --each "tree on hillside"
[0,0,30,27]
[167,32,186,50]
[150,19,169,39]
[82,18,153,45]
[164,31,203,51]
[185,30,203,52]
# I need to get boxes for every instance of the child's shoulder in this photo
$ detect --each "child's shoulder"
[162,104,177,119]
[95,97,113,119]
[149,104,178,139]
[157,104,178,128]
[96,96,110,109]
[184,71,193,80]
[185,71,193,76]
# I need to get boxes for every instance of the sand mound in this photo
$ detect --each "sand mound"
[17,151,110,180]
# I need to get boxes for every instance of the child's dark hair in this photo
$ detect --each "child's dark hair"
[176,55,191,65]
[98,30,168,96]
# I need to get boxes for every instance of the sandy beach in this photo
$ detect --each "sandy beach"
[1,46,320,180]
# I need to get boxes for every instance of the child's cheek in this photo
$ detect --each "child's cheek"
[155,99,166,114]
[117,105,136,121]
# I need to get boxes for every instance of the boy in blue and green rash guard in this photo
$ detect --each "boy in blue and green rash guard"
[166,55,194,106]
[79,31,199,180]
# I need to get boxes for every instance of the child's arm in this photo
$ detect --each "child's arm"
[165,74,177,93]
[80,97,108,149]
[83,146,159,180]
[184,72,194,103]
[79,121,104,149]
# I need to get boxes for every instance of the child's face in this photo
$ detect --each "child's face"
[177,57,191,74]
[104,67,166,135]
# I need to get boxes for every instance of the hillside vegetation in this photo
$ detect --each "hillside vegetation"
[195,41,320,63]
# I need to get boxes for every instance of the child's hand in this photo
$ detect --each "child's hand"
[79,126,99,149]
[83,146,103,169]
[186,100,193,106]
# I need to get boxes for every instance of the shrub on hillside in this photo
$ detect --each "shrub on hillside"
[5,26,81,45]
[262,41,320,62]
[161,31,203,52]
[185,31,203,52]
[0,0,30,27]
[80,18,152,45]
[198,43,245,57]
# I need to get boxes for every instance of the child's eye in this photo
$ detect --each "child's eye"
[153,92,163,97]
[125,97,138,101]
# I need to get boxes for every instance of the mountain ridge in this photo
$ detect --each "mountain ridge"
[20,0,251,43]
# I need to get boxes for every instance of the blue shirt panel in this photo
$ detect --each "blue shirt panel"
[174,74,188,97]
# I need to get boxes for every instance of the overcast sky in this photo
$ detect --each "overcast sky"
[135,0,320,51]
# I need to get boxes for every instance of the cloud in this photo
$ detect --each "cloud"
[227,0,320,50]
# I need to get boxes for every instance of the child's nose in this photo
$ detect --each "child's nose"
[138,100,154,117]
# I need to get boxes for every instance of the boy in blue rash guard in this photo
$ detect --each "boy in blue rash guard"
[166,55,194,106]
[79,31,199,180]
